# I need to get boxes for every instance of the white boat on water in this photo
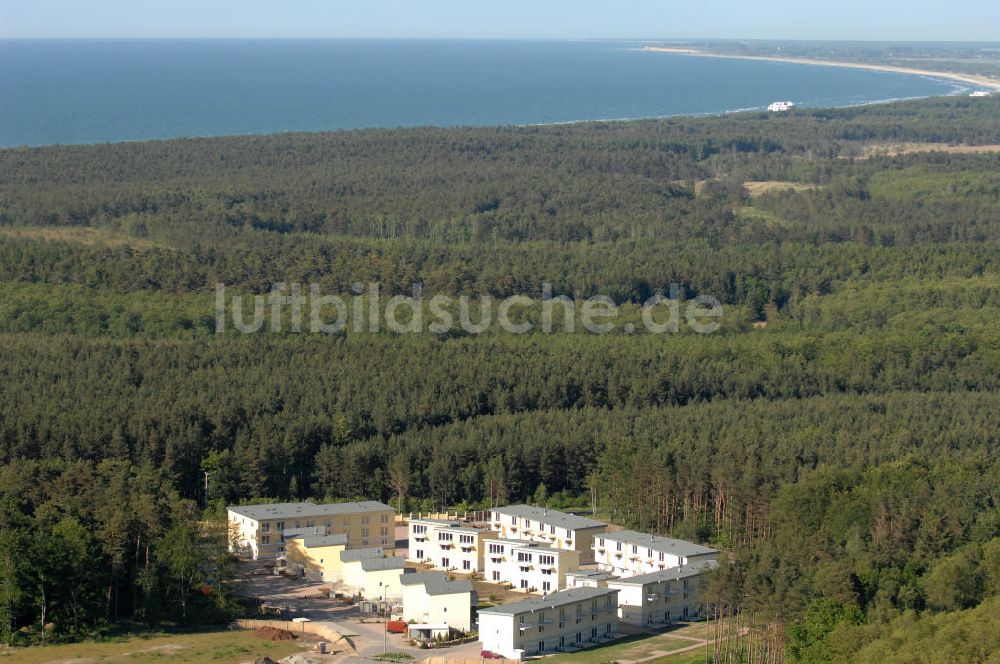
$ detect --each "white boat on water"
[969,91,992,98]
[767,101,796,112]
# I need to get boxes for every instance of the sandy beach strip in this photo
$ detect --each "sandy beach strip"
[640,46,1000,93]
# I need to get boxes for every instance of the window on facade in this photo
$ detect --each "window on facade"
[463,560,471,570]
[492,571,500,581]
[380,514,389,523]
[361,515,369,525]
[538,555,554,566]
[361,528,369,537]
[632,545,638,554]
[659,552,665,561]
[262,535,270,544]
[413,524,426,534]
[550,525,555,534]
[517,552,532,562]
[520,579,528,589]
[489,543,503,554]
[459,534,474,544]
[439,532,453,542]
[616,542,622,551]
[415,549,423,559]
[542,581,551,592]
[261,522,270,533]
[276,521,284,531]
[441,557,450,567]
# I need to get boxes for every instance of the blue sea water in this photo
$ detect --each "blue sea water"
[0,39,965,148]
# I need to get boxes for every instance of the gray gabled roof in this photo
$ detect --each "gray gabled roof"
[597,530,718,557]
[399,571,449,586]
[608,560,720,587]
[359,556,407,572]
[425,577,473,596]
[339,547,385,563]
[228,501,394,521]
[288,533,348,548]
[491,505,605,532]
[478,587,616,616]
[399,571,474,596]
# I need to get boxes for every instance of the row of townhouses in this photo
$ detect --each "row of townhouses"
[593,529,719,577]
[478,587,620,660]
[482,538,580,594]
[408,518,492,573]
[488,505,606,564]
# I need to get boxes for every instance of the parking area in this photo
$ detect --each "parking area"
[233,559,486,663]
[232,560,359,621]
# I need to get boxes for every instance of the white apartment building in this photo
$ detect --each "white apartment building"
[608,560,719,626]
[594,530,718,577]
[478,587,619,660]
[483,538,580,595]
[489,505,606,564]
[399,571,477,633]
[227,501,395,559]
[407,518,493,573]
[341,554,411,601]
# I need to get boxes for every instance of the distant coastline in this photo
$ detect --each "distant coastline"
[640,46,1000,93]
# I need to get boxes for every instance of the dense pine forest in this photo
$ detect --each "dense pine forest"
[1,96,1000,660]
